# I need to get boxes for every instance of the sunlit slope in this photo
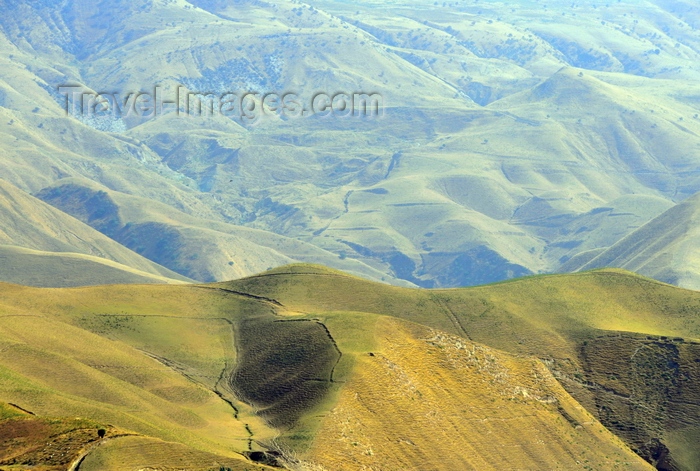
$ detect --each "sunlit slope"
[227,265,700,343]
[567,191,700,291]
[320,0,700,97]
[490,68,700,197]
[304,317,651,471]
[0,276,659,470]
[552,193,674,268]
[0,245,185,287]
[77,436,272,471]
[0,405,271,471]
[226,264,700,470]
[0,179,188,284]
[0,402,127,471]
[0,283,280,464]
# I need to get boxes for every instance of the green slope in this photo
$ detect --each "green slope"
[0,266,699,469]
[0,178,189,285]
[3,0,700,287]
[225,264,700,469]
[0,245,185,287]
[565,190,700,291]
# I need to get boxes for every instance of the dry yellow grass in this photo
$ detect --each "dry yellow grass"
[1,266,698,469]
[78,436,274,471]
[228,265,700,469]
[0,284,279,461]
[303,317,652,470]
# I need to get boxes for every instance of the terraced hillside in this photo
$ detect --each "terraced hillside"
[0,265,699,469]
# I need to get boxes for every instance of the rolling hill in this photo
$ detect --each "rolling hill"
[0,245,186,287]
[0,265,699,469]
[564,190,700,290]
[2,0,700,287]
[0,178,189,285]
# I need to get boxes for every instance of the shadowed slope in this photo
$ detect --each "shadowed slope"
[231,316,341,429]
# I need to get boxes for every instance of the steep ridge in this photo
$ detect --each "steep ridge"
[0,178,188,283]
[565,191,700,290]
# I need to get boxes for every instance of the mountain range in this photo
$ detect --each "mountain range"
[3,2,700,469]
[1,0,700,288]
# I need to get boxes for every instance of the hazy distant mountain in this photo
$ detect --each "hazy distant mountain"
[565,190,700,290]
[34,178,401,283]
[0,178,188,284]
[2,0,700,287]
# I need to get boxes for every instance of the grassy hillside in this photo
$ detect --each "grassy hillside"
[306,317,649,470]
[0,179,189,284]
[0,266,699,469]
[3,0,700,287]
[0,245,186,287]
[0,402,125,471]
[225,264,700,469]
[77,435,273,471]
[0,282,281,469]
[565,191,700,291]
[0,403,268,471]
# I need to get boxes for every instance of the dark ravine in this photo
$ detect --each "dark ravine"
[213,361,240,419]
